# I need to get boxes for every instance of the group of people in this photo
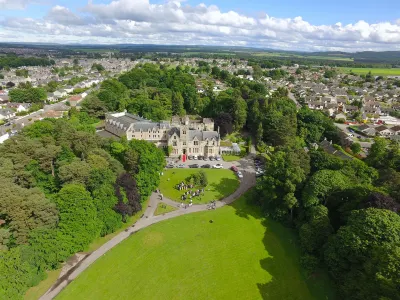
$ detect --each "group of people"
[179,200,193,209]
[207,200,217,210]
[180,188,205,201]
[176,182,194,191]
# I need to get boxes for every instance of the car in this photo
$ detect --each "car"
[189,164,199,168]
[203,156,208,161]
[237,171,243,178]
[201,164,211,168]
[178,164,185,168]
[188,155,194,160]
[209,156,215,161]
[193,155,198,160]
[231,165,239,173]
[198,155,204,160]
[166,164,174,168]
[213,164,223,169]
[215,156,221,161]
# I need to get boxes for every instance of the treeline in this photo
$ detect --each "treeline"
[0,55,55,70]
[254,103,400,299]
[0,111,165,299]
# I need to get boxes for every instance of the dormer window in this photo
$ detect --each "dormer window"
[174,136,176,140]
[194,141,199,146]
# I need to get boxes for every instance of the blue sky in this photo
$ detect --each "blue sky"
[1,0,400,51]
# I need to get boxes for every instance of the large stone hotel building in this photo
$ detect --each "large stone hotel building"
[105,112,221,157]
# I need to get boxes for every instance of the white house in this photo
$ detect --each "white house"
[0,109,16,120]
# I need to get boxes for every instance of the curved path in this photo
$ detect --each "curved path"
[40,156,256,300]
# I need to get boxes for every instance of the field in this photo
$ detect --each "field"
[57,192,335,300]
[252,52,353,61]
[159,169,239,204]
[339,67,400,76]
[222,154,243,162]
[154,203,177,216]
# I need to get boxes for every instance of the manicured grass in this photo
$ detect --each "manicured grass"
[25,269,62,300]
[339,67,400,76]
[57,191,336,300]
[222,154,242,162]
[154,203,177,216]
[159,169,239,204]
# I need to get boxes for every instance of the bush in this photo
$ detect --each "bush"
[300,254,319,276]
[185,171,208,187]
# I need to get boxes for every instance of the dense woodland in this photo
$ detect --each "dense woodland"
[0,55,55,70]
[1,61,400,299]
[255,103,400,299]
[0,110,165,299]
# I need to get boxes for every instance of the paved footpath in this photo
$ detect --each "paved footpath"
[40,157,256,300]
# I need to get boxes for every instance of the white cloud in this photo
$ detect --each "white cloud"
[1,0,400,51]
[0,0,32,10]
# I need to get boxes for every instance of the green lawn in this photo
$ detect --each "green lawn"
[159,169,239,204]
[222,154,242,162]
[339,67,400,76]
[56,191,336,300]
[154,203,177,216]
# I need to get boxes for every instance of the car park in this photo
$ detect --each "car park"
[213,164,223,169]
[189,164,199,168]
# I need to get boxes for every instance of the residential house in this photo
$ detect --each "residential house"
[5,103,31,112]
[375,125,394,137]
[390,125,400,135]
[0,109,16,120]
[358,124,376,137]
[53,90,68,98]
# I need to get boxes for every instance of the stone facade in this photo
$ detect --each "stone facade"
[105,112,221,157]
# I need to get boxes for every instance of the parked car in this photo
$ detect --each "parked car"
[188,155,194,160]
[209,156,215,161]
[198,155,204,160]
[215,156,221,161]
[166,164,174,168]
[231,165,238,173]
[189,164,199,168]
[203,156,208,161]
[193,155,198,160]
[201,164,211,168]
[237,171,243,178]
[178,164,185,168]
[213,164,223,169]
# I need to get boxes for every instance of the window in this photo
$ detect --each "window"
[183,142,186,146]
[182,130,186,134]
[194,141,199,146]
[173,142,177,147]
[209,149,213,154]
[174,136,176,140]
